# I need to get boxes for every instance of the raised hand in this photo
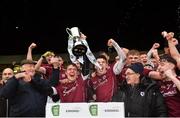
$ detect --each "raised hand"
[107,38,114,47]
[171,38,179,45]
[29,43,37,49]
[164,69,175,79]
[80,32,87,40]
[161,31,168,38]
[162,31,174,40]
[152,43,160,49]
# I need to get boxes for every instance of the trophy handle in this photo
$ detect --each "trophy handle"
[66,28,72,36]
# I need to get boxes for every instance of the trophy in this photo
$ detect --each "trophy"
[66,27,87,57]
[66,27,102,69]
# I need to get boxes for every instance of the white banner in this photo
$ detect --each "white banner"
[46,102,124,118]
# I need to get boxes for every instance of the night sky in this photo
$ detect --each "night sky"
[0,0,179,55]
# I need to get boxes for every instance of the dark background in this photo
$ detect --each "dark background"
[0,0,180,55]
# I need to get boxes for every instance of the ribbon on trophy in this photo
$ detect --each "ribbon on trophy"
[66,27,101,69]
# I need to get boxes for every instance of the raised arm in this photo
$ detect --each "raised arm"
[107,39,126,75]
[168,39,180,69]
[162,31,180,69]
[35,56,44,71]
[26,43,37,60]
[147,43,160,60]
[146,43,160,67]
[35,51,53,71]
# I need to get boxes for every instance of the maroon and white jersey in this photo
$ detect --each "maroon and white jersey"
[159,77,180,117]
[56,75,86,102]
[89,68,116,102]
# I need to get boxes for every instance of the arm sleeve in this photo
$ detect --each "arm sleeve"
[147,48,153,61]
[146,49,155,67]
[49,68,60,86]
[112,40,126,75]
[31,68,60,96]
[0,76,18,99]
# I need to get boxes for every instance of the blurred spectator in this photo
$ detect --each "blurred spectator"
[0,68,14,117]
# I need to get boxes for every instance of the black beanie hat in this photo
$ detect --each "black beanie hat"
[128,62,144,75]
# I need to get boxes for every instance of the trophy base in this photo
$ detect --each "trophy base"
[72,44,87,57]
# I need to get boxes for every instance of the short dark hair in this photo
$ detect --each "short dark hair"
[65,63,78,70]
[159,54,177,65]
[96,55,108,63]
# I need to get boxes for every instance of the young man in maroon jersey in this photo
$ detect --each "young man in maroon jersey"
[55,63,86,102]
[88,39,126,102]
[155,54,180,117]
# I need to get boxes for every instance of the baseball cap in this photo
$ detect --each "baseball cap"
[20,59,37,66]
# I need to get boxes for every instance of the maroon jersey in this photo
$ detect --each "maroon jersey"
[90,68,116,102]
[143,68,152,77]
[56,75,86,102]
[41,63,66,80]
[41,63,53,79]
[59,68,66,80]
[116,66,127,84]
[159,77,180,117]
